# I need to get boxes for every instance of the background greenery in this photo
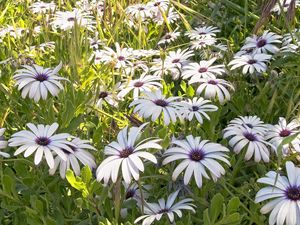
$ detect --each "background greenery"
[0,0,299,224]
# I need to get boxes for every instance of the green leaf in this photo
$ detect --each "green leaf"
[81,166,92,184]
[217,213,240,225]
[66,170,89,197]
[227,197,240,214]
[203,209,211,225]
[210,193,224,222]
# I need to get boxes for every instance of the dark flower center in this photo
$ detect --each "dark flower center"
[280,129,291,137]
[189,149,205,161]
[247,59,257,64]
[243,132,257,141]
[138,7,145,11]
[67,17,75,22]
[158,208,169,214]
[164,34,172,39]
[191,106,199,111]
[245,123,253,128]
[118,56,125,61]
[154,2,161,6]
[256,39,267,48]
[35,137,51,146]
[198,32,207,35]
[35,73,49,82]
[198,67,207,73]
[208,80,218,85]
[286,186,300,201]
[154,99,169,107]
[40,6,46,9]
[172,58,180,63]
[134,81,144,87]
[125,188,136,199]
[119,147,134,158]
[99,91,108,99]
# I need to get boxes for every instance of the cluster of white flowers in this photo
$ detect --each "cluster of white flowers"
[1,0,300,224]
[223,116,300,162]
[125,0,179,27]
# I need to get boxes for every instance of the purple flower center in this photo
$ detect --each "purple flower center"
[256,39,267,48]
[99,91,108,99]
[247,59,257,64]
[191,106,199,111]
[119,147,134,158]
[67,17,75,22]
[245,123,254,128]
[134,81,144,87]
[35,137,51,146]
[154,99,169,107]
[198,67,208,73]
[125,188,136,199]
[164,34,172,39]
[118,56,125,61]
[243,132,257,141]
[208,80,218,85]
[172,58,180,63]
[280,129,291,137]
[198,32,207,35]
[35,73,49,82]
[286,186,300,201]
[189,149,205,161]
[158,208,169,214]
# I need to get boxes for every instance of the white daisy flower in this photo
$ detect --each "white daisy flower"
[242,31,282,54]
[193,77,234,103]
[153,7,179,25]
[0,128,9,158]
[281,29,300,53]
[123,182,151,201]
[0,26,26,39]
[266,117,300,155]
[129,90,182,125]
[151,48,193,79]
[96,123,161,184]
[163,135,230,188]
[182,58,225,81]
[118,74,162,99]
[30,1,56,14]
[223,125,274,162]
[272,0,300,14]
[95,85,119,109]
[189,36,217,50]
[226,115,268,135]
[49,137,97,179]
[125,4,152,20]
[158,28,180,45]
[255,161,300,225]
[51,9,95,31]
[147,0,169,14]
[96,43,134,69]
[178,97,218,124]
[134,190,195,225]
[13,62,68,102]
[228,53,272,74]
[185,25,220,40]
[8,123,74,169]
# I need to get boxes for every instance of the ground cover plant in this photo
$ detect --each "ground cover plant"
[0,0,300,224]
